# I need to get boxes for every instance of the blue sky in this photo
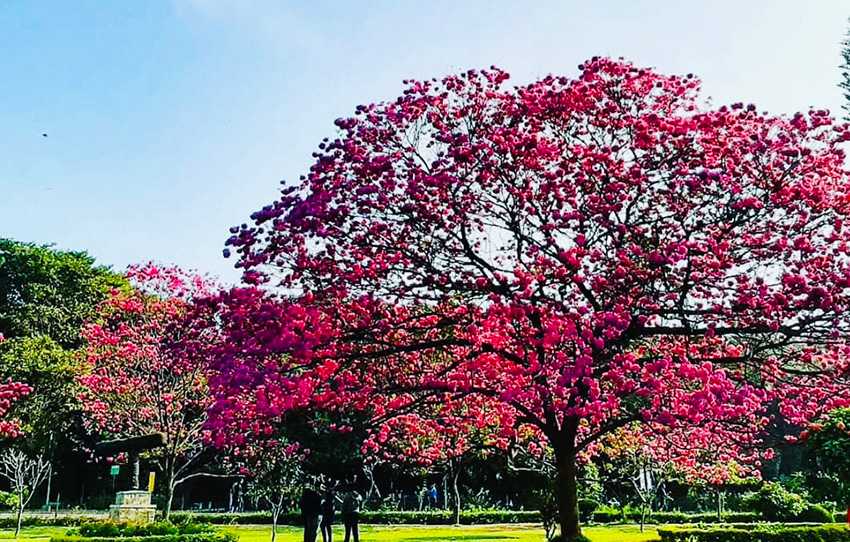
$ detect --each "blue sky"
[1,1,848,283]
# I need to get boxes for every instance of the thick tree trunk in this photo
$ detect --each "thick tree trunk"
[553,426,581,541]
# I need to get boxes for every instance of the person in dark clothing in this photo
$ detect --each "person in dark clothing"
[341,488,362,542]
[320,489,337,542]
[300,487,322,542]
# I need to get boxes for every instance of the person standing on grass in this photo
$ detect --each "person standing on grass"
[320,487,338,542]
[342,484,363,542]
[300,485,322,542]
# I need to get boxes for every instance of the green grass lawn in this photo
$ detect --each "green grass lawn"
[221,524,661,542]
[0,523,663,542]
[0,526,67,541]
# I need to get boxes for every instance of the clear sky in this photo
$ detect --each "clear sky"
[1,1,848,283]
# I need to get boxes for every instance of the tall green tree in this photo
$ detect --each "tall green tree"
[0,239,126,462]
[805,408,850,505]
[0,239,125,347]
[841,19,850,120]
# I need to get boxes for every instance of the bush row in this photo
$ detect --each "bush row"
[51,535,236,542]
[591,510,762,524]
[76,521,212,538]
[0,516,104,528]
[658,524,850,542]
[168,510,542,525]
[169,509,770,526]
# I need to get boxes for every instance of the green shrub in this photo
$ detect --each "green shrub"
[742,482,807,521]
[51,535,236,542]
[0,516,102,529]
[577,499,600,522]
[796,504,834,523]
[169,509,541,526]
[658,524,850,542]
[590,506,620,524]
[74,521,211,538]
[589,508,760,525]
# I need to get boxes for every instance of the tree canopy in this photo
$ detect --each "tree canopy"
[209,58,850,540]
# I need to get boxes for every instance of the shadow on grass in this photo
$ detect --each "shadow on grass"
[395,536,518,541]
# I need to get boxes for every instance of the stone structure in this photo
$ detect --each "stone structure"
[96,433,165,524]
[109,490,157,522]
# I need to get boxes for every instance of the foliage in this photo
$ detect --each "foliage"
[79,263,218,517]
[578,499,600,522]
[0,335,83,449]
[806,408,850,503]
[50,534,237,542]
[241,445,304,517]
[74,521,212,537]
[741,482,806,521]
[795,504,834,523]
[658,524,850,542]
[0,377,31,438]
[0,516,101,528]
[0,239,127,347]
[841,19,850,121]
[170,509,542,525]
[209,58,850,539]
[165,508,772,527]
[590,509,760,524]
[0,239,126,453]
[276,408,367,479]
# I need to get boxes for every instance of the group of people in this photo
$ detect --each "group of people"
[300,481,363,542]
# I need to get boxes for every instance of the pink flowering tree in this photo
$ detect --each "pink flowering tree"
[79,264,219,518]
[226,440,304,542]
[0,336,32,439]
[361,394,508,523]
[211,59,850,540]
[596,424,759,526]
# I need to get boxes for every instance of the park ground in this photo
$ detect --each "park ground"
[0,524,666,542]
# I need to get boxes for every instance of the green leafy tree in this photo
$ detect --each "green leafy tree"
[280,409,367,481]
[0,239,126,346]
[0,239,126,502]
[0,240,126,442]
[0,337,82,450]
[806,408,850,504]
[841,19,850,120]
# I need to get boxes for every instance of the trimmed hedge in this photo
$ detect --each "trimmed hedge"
[51,535,236,542]
[168,509,770,526]
[168,510,541,526]
[0,516,103,528]
[170,509,767,526]
[75,521,213,538]
[658,524,850,542]
[591,510,761,524]
[795,504,834,523]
